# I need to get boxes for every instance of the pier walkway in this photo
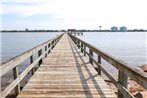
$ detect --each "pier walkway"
[17,34,116,98]
[1,33,147,98]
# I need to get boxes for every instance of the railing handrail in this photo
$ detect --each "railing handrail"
[0,33,63,98]
[68,33,147,98]
[0,34,63,77]
[1,36,54,65]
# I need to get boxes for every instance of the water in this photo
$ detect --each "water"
[0,32,146,84]
[1,32,61,63]
[1,32,146,66]
[78,32,147,67]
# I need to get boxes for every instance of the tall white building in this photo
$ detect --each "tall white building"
[120,26,127,32]
[111,26,118,32]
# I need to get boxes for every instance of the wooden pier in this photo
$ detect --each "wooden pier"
[1,33,147,98]
[17,34,116,98]
[70,32,83,36]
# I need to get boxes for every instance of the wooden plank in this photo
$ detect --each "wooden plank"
[17,34,116,98]
[26,85,109,89]
[85,51,135,98]
[18,94,116,98]
[69,33,147,89]
[69,34,137,98]
[1,56,43,98]
[1,34,63,98]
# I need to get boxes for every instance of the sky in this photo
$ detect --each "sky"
[1,0,147,30]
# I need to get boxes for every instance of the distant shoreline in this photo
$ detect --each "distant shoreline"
[1,30,147,32]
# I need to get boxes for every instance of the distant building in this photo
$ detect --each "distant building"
[120,26,127,32]
[111,26,118,32]
[25,28,29,31]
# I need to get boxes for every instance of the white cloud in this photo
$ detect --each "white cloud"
[2,0,147,29]
[2,0,50,3]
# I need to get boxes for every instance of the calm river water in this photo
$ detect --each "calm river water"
[1,32,147,67]
[0,32,61,63]
[78,32,147,67]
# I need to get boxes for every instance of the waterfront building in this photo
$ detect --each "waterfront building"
[111,26,118,32]
[120,26,127,32]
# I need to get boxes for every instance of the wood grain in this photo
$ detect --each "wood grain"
[17,34,116,98]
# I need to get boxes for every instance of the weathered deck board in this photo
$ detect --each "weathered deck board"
[17,34,116,98]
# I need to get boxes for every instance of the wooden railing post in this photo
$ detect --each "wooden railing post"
[0,34,63,98]
[84,45,86,56]
[30,55,35,75]
[74,38,76,43]
[51,41,54,49]
[75,39,77,45]
[77,40,79,48]
[77,40,79,47]
[53,40,56,48]
[74,38,76,44]
[68,33,147,98]
[118,71,128,98]
[38,49,42,66]
[13,67,20,95]
[89,49,93,65]
[48,43,50,54]
[45,45,47,57]
[79,41,81,49]
[81,43,84,53]
[98,55,101,75]
[78,40,80,49]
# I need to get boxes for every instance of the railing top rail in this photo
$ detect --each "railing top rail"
[1,33,63,98]
[0,33,63,77]
[68,33,147,89]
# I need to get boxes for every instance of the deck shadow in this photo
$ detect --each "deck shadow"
[69,38,106,98]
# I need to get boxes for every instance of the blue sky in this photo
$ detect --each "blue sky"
[1,0,147,30]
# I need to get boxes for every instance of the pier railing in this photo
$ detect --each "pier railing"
[0,33,63,98]
[68,33,147,98]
